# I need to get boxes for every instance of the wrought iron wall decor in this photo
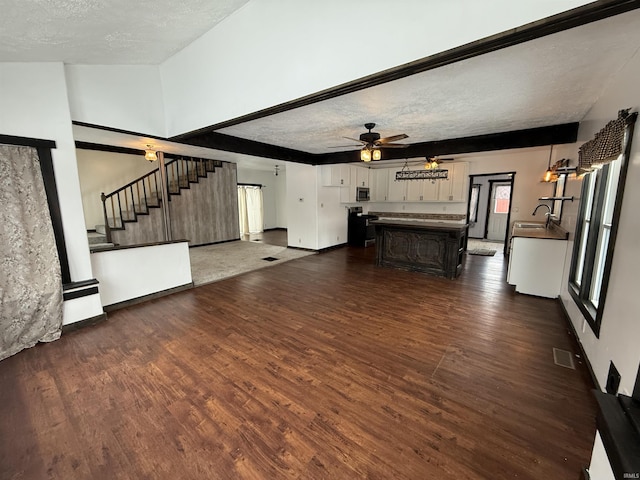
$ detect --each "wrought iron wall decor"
[395,169,449,180]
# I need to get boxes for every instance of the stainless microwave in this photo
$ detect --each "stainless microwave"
[356,187,370,202]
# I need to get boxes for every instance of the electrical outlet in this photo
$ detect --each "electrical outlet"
[337,236,340,241]
[298,238,301,243]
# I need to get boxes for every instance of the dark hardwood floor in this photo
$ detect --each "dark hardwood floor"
[0,246,597,479]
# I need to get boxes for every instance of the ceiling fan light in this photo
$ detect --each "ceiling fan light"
[361,148,372,162]
[425,159,439,170]
[372,149,381,161]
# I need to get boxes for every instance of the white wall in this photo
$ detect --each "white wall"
[317,182,349,250]
[285,162,317,249]
[76,149,159,229]
[160,0,590,136]
[65,65,166,137]
[275,170,287,228]
[90,242,192,307]
[560,48,640,397]
[0,62,103,323]
[236,167,286,230]
[466,145,576,223]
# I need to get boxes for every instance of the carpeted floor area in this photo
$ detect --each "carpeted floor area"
[189,240,316,286]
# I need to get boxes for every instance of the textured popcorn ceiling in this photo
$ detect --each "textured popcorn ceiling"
[219,10,640,154]
[6,1,639,171]
[0,0,250,64]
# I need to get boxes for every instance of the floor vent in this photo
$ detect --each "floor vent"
[262,257,278,262]
[553,348,575,369]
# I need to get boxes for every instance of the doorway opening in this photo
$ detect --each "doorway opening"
[466,172,515,256]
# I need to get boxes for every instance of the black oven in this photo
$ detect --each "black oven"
[348,207,378,247]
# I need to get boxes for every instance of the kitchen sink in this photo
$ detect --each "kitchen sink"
[514,222,547,229]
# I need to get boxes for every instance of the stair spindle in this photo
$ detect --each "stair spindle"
[110,196,116,228]
[136,182,142,210]
[117,192,123,228]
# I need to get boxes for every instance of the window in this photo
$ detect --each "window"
[469,184,481,223]
[569,117,636,337]
[493,184,511,214]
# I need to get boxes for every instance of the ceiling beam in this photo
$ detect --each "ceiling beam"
[180,122,579,165]
[313,123,580,165]
[178,131,316,163]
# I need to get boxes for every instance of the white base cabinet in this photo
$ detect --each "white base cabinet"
[507,237,568,298]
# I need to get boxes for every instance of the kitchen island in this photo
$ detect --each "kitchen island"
[372,219,467,279]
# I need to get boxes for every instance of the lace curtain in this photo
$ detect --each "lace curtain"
[0,144,63,361]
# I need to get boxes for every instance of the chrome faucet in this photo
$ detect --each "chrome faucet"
[532,204,552,228]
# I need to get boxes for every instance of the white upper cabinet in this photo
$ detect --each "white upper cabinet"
[387,169,408,202]
[371,169,389,202]
[407,178,439,202]
[354,166,369,188]
[338,162,469,203]
[321,164,352,187]
[437,162,469,202]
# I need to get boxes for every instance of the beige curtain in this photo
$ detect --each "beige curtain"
[238,186,264,236]
[0,145,63,361]
[237,187,249,236]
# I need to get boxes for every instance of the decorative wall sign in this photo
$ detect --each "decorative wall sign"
[395,169,449,180]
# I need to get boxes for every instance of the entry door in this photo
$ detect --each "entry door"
[486,182,511,241]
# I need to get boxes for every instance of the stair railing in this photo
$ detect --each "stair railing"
[101,157,222,243]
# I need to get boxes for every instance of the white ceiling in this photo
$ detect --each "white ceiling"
[218,10,640,155]
[0,0,250,64]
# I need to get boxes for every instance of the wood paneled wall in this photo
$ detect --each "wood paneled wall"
[111,161,239,246]
[169,161,240,245]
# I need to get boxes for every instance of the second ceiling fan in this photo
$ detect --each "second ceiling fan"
[337,123,409,162]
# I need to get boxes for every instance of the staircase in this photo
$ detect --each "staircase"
[101,157,223,244]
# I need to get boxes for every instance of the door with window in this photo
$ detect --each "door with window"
[486,182,511,241]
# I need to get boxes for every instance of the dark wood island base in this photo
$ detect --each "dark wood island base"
[372,220,467,279]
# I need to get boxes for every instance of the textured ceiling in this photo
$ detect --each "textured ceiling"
[5,2,640,171]
[0,0,250,64]
[218,10,640,155]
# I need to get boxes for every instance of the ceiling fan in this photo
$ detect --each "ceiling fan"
[333,123,409,162]
[424,156,454,169]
